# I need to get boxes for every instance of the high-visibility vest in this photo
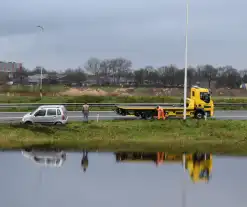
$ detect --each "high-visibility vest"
[158,107,163,112]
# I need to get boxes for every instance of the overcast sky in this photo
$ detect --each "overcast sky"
[0,0,247,71]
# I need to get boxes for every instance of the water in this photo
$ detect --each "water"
[0,151,247,207]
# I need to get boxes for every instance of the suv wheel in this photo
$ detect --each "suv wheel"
[54,122,62,125]
[24,121,33,125]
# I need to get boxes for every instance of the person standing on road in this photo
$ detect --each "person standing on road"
[82,103,89,122]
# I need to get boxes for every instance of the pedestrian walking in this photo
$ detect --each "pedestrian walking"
[82,103,89,122]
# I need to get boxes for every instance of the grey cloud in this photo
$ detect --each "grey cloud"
[0,0,247,70]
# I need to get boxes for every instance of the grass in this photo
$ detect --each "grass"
[0,119,247,155]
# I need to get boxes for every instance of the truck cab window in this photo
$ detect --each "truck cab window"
[200,92,210,103]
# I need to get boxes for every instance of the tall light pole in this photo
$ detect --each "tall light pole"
[37,25,44,97]
[183,0,189,120]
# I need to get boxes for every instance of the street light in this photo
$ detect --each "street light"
[36,25,44,97]
[183,0,189,120]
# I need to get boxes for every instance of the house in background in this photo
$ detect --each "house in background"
[28,74,49,85]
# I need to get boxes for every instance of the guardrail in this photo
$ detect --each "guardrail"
[0,103,246,108]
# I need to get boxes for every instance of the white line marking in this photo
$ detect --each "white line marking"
[0,111,114,114]
[214,116,247,118]
[0,115,245,120]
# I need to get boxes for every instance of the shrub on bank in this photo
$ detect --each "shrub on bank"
[0,119,246,154]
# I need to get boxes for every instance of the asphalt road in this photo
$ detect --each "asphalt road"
[0,110,247,123]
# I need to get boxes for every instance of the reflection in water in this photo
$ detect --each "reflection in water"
[115,152,212,183]
[21,149,66,168]
[1,150,247,207]
[21,149,212,183]
[81,150,89,172]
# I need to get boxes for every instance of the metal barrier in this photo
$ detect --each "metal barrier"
[0,103,246,108]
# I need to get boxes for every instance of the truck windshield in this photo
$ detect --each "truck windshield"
[200,92,210,103]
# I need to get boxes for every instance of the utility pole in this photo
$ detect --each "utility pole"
[36,25,44,98]
[183,0,189,120]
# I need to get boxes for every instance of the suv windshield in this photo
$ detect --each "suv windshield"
[30,110,36,115]
[200,92,210,103]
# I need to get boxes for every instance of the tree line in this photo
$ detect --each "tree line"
[7,57,247,89]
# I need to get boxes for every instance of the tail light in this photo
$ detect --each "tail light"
[62,115,65,120]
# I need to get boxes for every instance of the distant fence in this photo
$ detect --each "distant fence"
[0,103,246,109]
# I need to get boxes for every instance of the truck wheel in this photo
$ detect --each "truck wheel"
[195,111,204,119]
[116,108,120,114]
[193,152,203,163]
[141,113,147,119]
[205,153,211,160]
[134,112,140,117]
[120,109,126,116]
[141,112,152,120]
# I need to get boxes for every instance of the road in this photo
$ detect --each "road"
[0,110,247,123]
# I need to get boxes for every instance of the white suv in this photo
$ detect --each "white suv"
[21,105,68,125]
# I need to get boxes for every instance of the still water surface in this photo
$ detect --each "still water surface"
[0,151,247,207]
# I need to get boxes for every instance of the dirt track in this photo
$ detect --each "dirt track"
[3,87,247,97]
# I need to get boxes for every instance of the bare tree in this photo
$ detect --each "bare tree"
[84,57,101,84]
[202,64,218,88]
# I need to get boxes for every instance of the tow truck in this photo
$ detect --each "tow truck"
[115,86,214,119]
[115,152,212,183]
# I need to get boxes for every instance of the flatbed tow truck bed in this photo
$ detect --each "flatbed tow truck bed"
[115,105,199,119]
[115,106,184,110]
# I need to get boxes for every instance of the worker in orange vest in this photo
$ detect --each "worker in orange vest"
[156,106,166,120]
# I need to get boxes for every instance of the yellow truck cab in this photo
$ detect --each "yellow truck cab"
[189,86,214,118]
[115,86,214,119]
[115,152,212,183]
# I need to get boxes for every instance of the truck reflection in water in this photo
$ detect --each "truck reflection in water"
[21,149,66,168]
[115,152,212,183]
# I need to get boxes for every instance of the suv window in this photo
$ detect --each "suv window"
[57,109,61,115]
[34,109,46,117]
[47,109,57,116]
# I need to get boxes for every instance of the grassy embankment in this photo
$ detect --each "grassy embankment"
[0,119,246,155]
[0,95,246,112]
